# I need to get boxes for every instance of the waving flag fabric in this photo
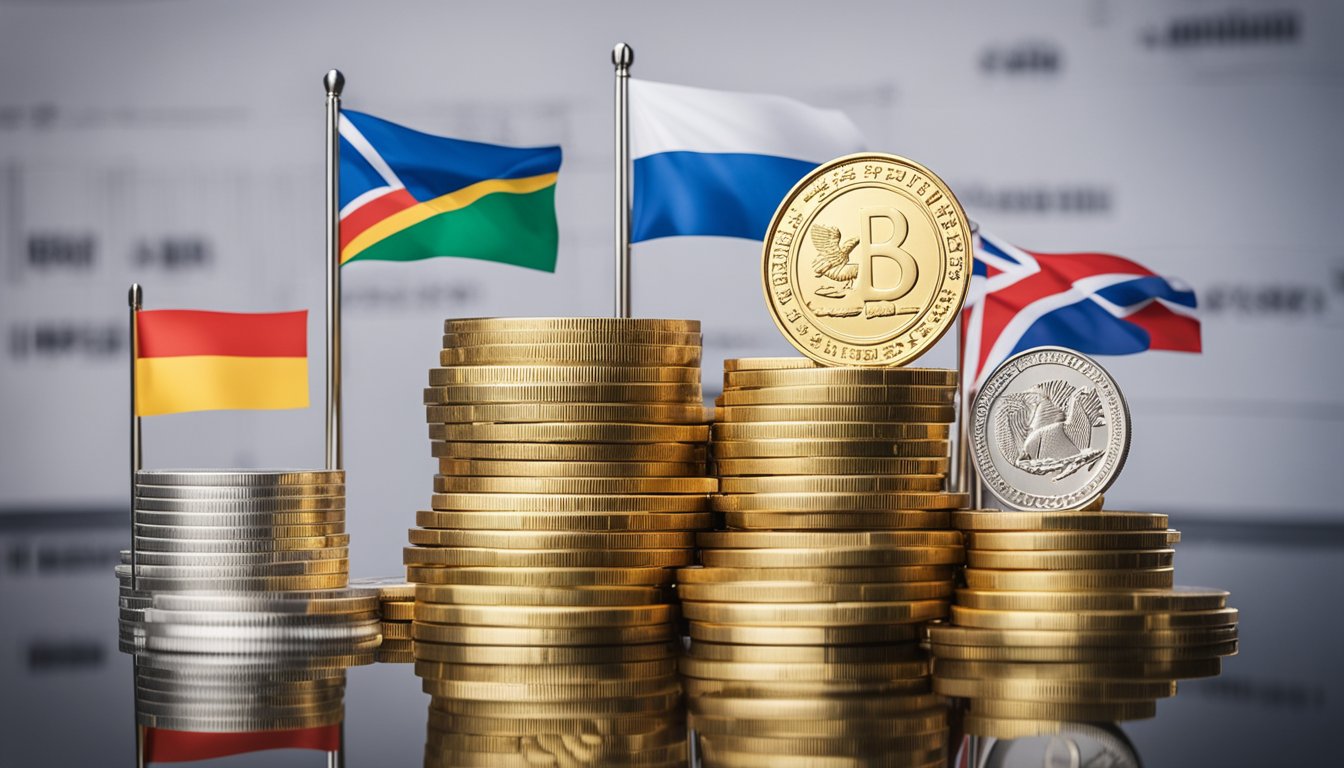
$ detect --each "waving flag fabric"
[962,231,1200,391]
[134,309,309,417]
[629,79,864,242]
[338,110,561,271]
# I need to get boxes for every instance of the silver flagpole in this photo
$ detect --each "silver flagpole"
[128,283,144,768]
[324,69,344,471]
[612,43,634,318]
[128,284,142,587]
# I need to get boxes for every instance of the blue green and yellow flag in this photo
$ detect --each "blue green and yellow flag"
[338,110,561,270]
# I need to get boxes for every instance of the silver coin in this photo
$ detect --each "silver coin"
[132,523,345,540]
[134,533,350,553]
[134,497,345,513]
[136,483,345,500]
[117,570,349,592]
[143,608,377,627]
[971,346,1131,511]
[135,711,343,732]
[135,685,347,705]
[136,469,345,487]
[147,589,379,615]
[134,698,344,718]
[134,650,371,675]
[983,722,1140,768]
[125,547,349,567]
[133,510,345,528]
[143,619,380,640]
[118,560,348,580]
[136,673,346,693]
[144,634,381,655]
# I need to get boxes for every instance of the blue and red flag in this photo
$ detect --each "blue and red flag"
[962,231,1201,391]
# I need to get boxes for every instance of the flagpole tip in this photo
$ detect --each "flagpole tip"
[128,283,142,308]
[323,69,345,97]
[611,43,634,70]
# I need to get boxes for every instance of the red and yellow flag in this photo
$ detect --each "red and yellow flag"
[135,309,309,417]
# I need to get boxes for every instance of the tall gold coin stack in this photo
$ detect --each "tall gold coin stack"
[681,357,969,768]
[406,318,711,768]
[932,509,1240,739]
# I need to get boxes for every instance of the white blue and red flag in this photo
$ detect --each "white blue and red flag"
[963,231,1201,391]
[629,79,864,242]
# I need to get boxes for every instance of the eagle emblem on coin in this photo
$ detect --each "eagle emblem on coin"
[972,347,1130,511]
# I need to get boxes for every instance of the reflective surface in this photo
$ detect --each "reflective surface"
[5,516,1338,766]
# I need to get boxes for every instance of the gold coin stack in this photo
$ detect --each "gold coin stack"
[350,578,416,663]
[681,358,968,768]
[932,509,1240,739]
[406,318,711,768]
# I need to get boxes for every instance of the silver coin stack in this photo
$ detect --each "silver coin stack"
[131,591,380,736]
[118,469,354,652]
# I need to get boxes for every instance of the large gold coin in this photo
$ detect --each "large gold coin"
[761,154,971,367]
[425,382,702,404]
[432,441,706,463]
[431,493,710,513]
[439,344,699,367]
[677,565,955,584]
[689,622,924,646]
[432,476,714,495]
[407,529,694,550]
[714,421,950,441]
[949,606,1238,632]
[681,600,948,626]
[430,422,709,443]
[963,529,1181,551]
[966,548,1176,570]
[698,531,961,549]
[716,404,955,423]
[698,546,962,569]
[427,403,707,425]
[953,510,1169,531]
[406,566,675,587]
[718,386,954,406]
[722,511,951,531]
[433,457,704,478]
[411,622,677,647]
[677,580,952,604]
[712,440,949,459]
[929,624,1238,648]
[403,546,693,568]
[416,584,668,607]
[964,567,1175,591]
[413,641,679,665]
[442,328,700,347]
[930,641,1239,663]
[968,699,1157,721]
[724,367,957,388]
[442,317,700,333]
[415,510,710,532]
[414,603,674,629]
[954,586,1229,613]
[718,475,944,494]
[714,492,966,512]
[933,658,1222,681]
